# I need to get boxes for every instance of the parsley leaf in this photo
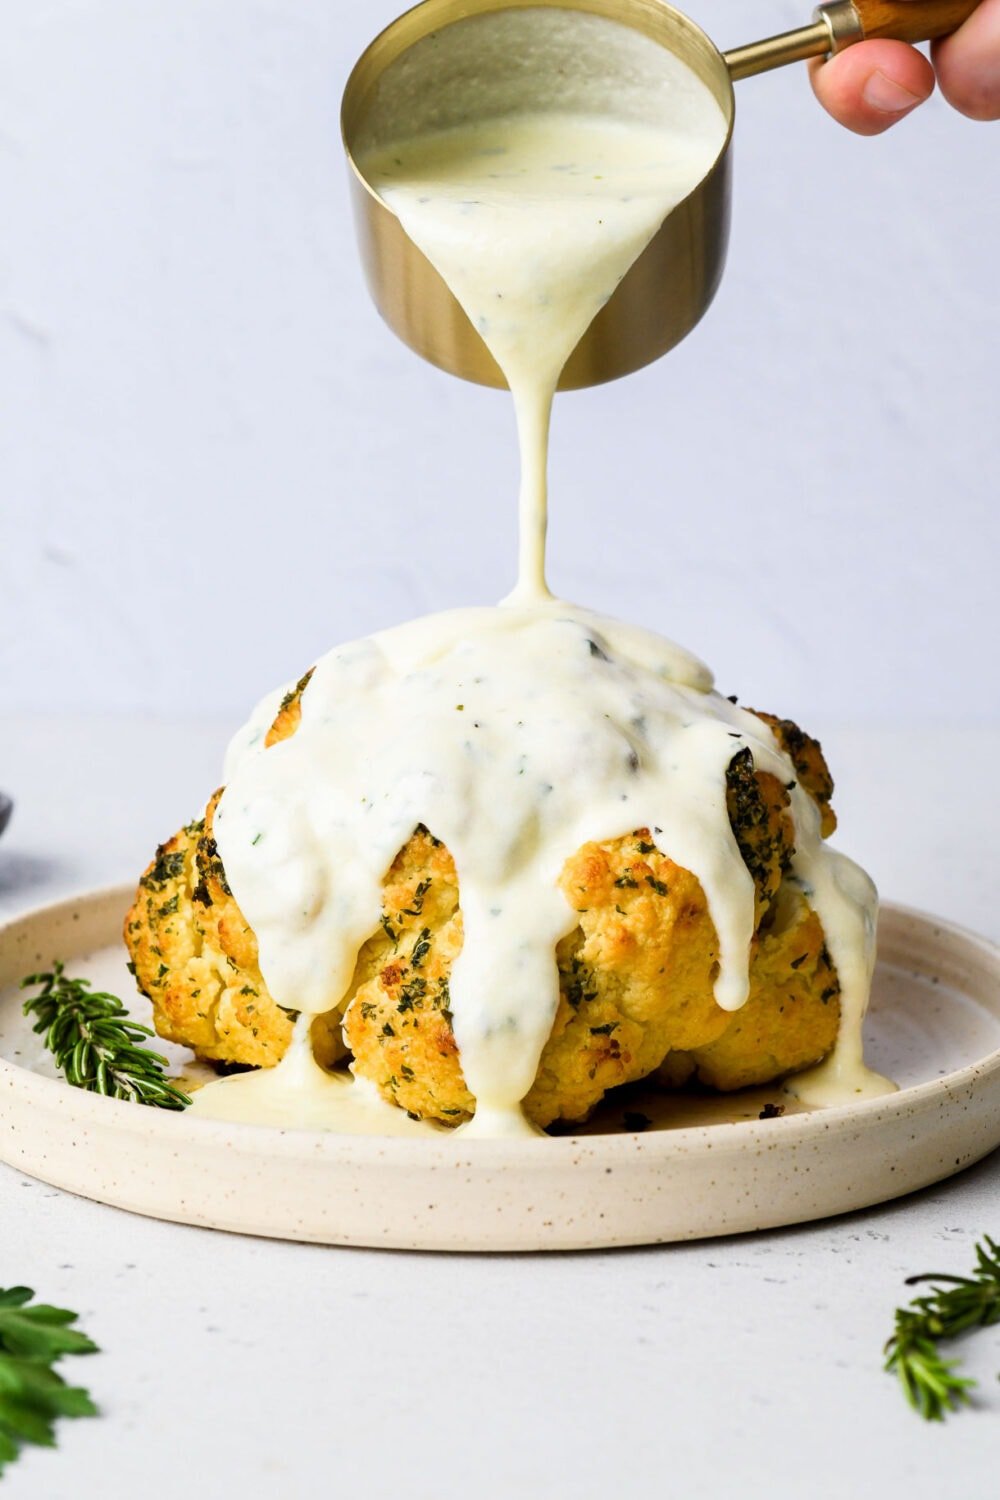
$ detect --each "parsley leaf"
[0,1288,99,1475]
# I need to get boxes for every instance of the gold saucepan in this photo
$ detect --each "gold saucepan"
[341,0,981,390]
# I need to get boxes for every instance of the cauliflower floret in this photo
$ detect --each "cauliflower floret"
[125,673,842,1127]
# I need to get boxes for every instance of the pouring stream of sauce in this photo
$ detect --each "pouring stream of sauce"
[193,10,889,1135]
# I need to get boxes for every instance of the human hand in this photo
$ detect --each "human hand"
[810,0,1000,133]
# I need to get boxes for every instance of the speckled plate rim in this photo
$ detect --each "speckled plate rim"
[2,885,998,1161]
[1,886,998,1250]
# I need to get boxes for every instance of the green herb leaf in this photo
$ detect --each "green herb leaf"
[409,928,431,968]
[885,1235,1000,1420]
[21,963,190,1110]
[0,1288,98,1475]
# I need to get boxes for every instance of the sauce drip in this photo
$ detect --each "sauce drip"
[193,9,889,1135]
[363,107,724,601]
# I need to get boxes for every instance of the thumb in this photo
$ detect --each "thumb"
[809,39,935,134]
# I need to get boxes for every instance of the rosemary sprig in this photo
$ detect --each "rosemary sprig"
[885,1235,1000,1420]
[21,963,190,1110]
[0,1287,99,1475]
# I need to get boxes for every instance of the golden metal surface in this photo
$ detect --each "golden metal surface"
[724,3,862,80]
[820,1,869,51]
[341,0,735,391]
[342,0,970,389]
[724,19,830,80]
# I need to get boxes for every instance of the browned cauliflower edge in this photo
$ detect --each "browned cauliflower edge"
[125,677,842,1129]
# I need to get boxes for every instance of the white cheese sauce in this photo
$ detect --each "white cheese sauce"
[192,9,889,1135]
[363,109,723,600]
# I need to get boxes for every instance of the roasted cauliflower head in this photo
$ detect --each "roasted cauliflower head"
[125,676,842,1129]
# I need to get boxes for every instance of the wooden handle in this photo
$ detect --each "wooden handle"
[851,0,982,44]
[725,0,982,80]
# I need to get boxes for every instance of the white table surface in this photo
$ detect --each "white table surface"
[1,715,998,1499]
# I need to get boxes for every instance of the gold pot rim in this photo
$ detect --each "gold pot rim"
[340,0,737,390]
[341,0,736,212]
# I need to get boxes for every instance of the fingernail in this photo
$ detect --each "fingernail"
[862,69,925,115]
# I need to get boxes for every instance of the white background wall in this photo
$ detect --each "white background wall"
[1,0,997,731]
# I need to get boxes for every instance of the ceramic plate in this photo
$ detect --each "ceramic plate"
[1,887,997,1251]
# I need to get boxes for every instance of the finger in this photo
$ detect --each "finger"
[809,40,936,134]
[932,0,1000,120]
